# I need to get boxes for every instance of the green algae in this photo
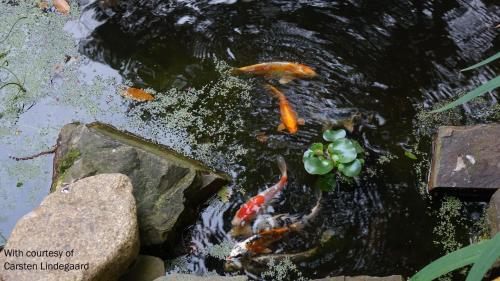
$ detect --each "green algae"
[57,148,81,175]
[261,257,307,281]
[433,197,464,253]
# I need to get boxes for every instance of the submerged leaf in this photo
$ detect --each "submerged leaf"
[122,87,155,101]
[304,156,334,175]
[461,52,500,72]
[431,76,500,113]
[338,159,362,177]
[315,173,336,192]
[404,151,417,160]
[323,129,346,142]
[328,138,357,163]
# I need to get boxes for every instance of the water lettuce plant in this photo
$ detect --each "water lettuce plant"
[303,129,364,185]
[410,232,500,281]
[432,52,500,113]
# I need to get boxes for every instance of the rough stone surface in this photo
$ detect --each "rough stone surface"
[154,274,247,281]
[487,189,500,237]
[315,276,404,281]
[51,122,231,247]
[120,255,165,281]
[429,124,500,191]
[0,174,139,281]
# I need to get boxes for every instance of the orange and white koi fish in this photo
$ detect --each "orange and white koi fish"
[233,62,316,84]
[265,84,305,134]
[231,156,287,229]
[227,192,322,263]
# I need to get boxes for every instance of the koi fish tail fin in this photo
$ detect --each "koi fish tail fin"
[294,191,322,231]
[276,155,287,183]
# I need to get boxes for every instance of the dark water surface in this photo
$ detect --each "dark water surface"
[2,0,499,279]
[82,0,499,279]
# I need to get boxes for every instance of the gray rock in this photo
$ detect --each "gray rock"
[120,255,165,281]
[428,124,500,191]
[155,274,247,281]
[51,122,230,247]
[0,174,139,281]
[314,277,345,281]
[487,189,500,237]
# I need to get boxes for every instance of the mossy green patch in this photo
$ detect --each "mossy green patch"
[57,149,81,175]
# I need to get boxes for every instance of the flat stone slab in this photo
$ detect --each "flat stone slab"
[429,124,500,191]
[487,189,500,237]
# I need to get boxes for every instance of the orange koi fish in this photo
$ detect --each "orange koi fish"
[231,156,287,229]
[227,192,322,262]
[265,84,305,134]
[233,62,316,84]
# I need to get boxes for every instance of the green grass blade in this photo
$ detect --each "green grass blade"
[431,75,500,113]
[409,239,492,281]
[465,233,500,281]
[461,52,500,72]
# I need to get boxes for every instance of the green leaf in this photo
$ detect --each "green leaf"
[303,149,314,161]
[404,151,417,160]
[351,140,365,154]
[328,138,357,163]
[338,159,362,177]
[323,129,346,142]
[431,75,500,113]
[465,233,500,281]
[310,143,324,156]
[304,156,334,175]
[315,173,336,192]
[461,52,500,72]
[409,239,493,281]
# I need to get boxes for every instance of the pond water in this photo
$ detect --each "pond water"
[0,0,499,279]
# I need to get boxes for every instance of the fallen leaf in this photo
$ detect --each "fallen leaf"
[256,132,268,143]
[53,0,70,14]
[404,150,417,160]
[122,87,154,101]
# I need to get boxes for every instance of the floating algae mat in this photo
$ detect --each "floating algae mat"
[1,0,499,280]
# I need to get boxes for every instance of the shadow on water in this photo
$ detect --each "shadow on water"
[76,0,498,278]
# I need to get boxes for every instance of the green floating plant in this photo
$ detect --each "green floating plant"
[303,129,365,191]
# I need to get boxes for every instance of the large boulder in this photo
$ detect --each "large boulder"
[0,173,139,281]
[428,124,500,191]
[51,122,230,248]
